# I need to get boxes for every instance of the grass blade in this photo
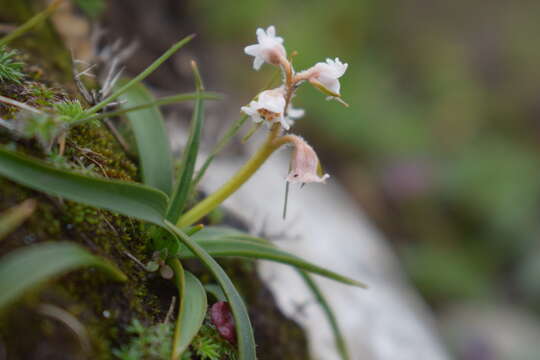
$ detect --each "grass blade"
[118,80,173,195]
[83,34,195,117]
[183,228,366,288]
[0,148,168,225]
[164,221,256,360]
[0,0,63,47]
[76,91,221,125]
[0,242,126,309]
[166,61,205,222]
[170,259,207,359]
[297,270,351,360]
[0,199,36,240]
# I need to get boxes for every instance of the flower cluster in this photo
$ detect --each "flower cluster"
[241,25,348,184]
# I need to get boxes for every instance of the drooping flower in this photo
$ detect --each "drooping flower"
[285,135,329,184]
[298,57,348,97]
[244,25,287,70]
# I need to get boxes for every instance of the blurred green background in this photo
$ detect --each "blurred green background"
[180,0,540,358]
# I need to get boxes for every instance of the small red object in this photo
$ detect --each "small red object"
[210,301,236,344]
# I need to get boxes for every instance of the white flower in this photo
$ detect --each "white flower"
[285,135,329,184]
[299,57,348,96]
[244,25,287,70]
[241,87,303,130]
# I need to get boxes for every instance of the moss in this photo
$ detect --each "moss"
[0,57,161,358]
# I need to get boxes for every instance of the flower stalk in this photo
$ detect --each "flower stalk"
[179,25,348,227]
[178,124,282,227]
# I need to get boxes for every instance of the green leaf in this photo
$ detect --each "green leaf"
[170,259,207,359]
[297,270,351,360]
[182,228,366,288]
[0,148,169,225]
[118,80,173,196]
[0,242,126,309]
[164,221,256,360]
[77,91,221,125]
[190,226,268,244]
[204,284,227,302]
[167,62,205,222]
[0,199,36,240]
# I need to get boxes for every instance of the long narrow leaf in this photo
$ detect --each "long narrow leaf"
[0,199,36,240]
[170,259,207,359]
[76,92,221,125]
[179,236,365,288]
[0,242,126,309]
[166,62,205,222]
[119,80,173,195]
[297,270,351,360]
[164,221,256,360]
[191,226,268,244]
[0,148,168,225]
[204,284,226,302]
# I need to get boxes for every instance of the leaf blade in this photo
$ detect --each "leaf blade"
[0,242,126,309]
[297,270,351,360]
[164,221,256,360]
[0,148,168,225]
[184,228,366,288]
[170,260,207,359]
[166,62,205,222]
[119,80,173,195]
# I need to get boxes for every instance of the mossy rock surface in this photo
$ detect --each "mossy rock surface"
[0,2,310,359]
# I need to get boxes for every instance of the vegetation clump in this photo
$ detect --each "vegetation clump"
[0,46,24,84]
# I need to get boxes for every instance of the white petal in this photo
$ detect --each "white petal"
[287,107,305,119]
[267,25,276,37]
[256,28,265,41]
[279,115,290,130]
[244,44,260,56]
[253,56,265,70]
[240,105,255,116]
